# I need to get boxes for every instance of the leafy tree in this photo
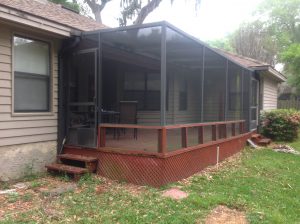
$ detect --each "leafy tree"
[73,0,201,25]
[207,38,233,52]
[229,21,277,66]
[255,0,300,89]
[49,0,80,12]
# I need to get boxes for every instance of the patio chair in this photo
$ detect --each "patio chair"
[119,101,138,139]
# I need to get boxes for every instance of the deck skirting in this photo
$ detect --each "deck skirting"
[64,131,253,187]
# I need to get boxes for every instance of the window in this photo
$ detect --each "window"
[123,72,160,110]
[13,36,50,112]
[179,77,187,111]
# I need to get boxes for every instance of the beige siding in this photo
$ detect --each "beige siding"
[0,24,60,146]
[137,73,201,125]
[262,75,278,110]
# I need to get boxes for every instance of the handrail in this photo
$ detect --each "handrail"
[99,120,245,129]
[98,120,246,153]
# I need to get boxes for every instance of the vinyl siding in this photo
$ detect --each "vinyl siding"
[262,75,278,110]
[0,24,60,146]
[137,73,201,125]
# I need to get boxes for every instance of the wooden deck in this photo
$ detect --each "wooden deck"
[63,120,251,187]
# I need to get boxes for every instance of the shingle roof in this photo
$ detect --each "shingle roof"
[216,49,286,81]
[216,49,270,68]
[0,0,106,31]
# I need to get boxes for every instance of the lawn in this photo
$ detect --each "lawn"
[0,141,299,223]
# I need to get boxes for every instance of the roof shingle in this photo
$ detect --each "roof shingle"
[216,49,270,68]
[0,0,106,31]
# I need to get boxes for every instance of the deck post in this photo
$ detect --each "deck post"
[239,122,244,134]
[212,125,217,141]
[198,126,204,144]
[231,123,236,136]
[99,127,106,147]
[158,128,167,153]
[181,127,188,148]
[223,124,227,138]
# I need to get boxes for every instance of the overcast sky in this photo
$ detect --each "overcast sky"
[101,0,263,41]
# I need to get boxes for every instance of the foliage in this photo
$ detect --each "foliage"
[49,0,80,13]
[256,0,300,90]
[229,21,277,65]
[72,0,201,25]
[260,109,300,141]
[207,38,233,52]
[281,43,300,92]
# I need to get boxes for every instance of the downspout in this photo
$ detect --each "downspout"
[57,36,81,155]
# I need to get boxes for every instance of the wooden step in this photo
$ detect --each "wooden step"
[58,154,98,173]
[46,163,88,180]
[251,134,262,139]
[58,154,98,163]
[257,138,271,146]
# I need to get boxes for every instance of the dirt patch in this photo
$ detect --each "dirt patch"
[162,188,188,200]
[0,176,71,220]
[205,205,247,224]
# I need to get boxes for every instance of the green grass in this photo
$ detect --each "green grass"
[1,142,300,223]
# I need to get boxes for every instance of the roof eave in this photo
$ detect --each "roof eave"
[0,4,74,37]
[251,65,286,82]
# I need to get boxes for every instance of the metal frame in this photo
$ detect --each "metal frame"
[66,48,98,148]
[85,21,255,72]
[160,23,167,125]
[67,21,257,139]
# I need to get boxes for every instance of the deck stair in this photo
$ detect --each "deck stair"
[250,134,271,147]
[46,153,98,180]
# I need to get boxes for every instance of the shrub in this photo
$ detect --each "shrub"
[260,109,300,141]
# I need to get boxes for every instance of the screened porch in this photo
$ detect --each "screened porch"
[61,21,258,151]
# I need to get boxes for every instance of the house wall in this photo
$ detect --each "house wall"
[137,73,201,125]
[261,73,279,110]
[0,23,61,180]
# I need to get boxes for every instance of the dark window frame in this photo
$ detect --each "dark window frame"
[123,71,161,111]
[13,35,51,113]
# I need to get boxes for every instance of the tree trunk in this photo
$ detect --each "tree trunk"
[94,10,102,23]
[133,0,162,25]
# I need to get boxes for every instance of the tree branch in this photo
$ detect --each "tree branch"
[133,0,162,25]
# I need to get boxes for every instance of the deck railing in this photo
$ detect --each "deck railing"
[98,120,245,153]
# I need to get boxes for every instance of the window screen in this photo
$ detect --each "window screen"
[14,36,50,112]
[123,72,160,110]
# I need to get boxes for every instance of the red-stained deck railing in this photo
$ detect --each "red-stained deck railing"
[98,120,245,153]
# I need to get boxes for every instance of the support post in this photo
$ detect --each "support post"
[99,127,106,147]
[160,23,167,126]
[198,126,204,144]
[239,122,244,134]
[231,123,236,136]
[181,127,188,148]
[212,125,217,141]
[223,124,227,138]
[158,128,167,153]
